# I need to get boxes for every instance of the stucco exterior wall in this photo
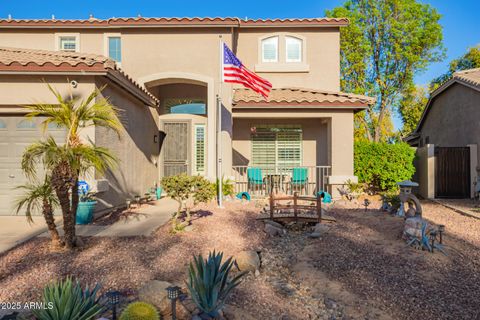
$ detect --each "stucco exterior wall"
[420,84,480,170]
[0,75,95,109]
[93,78,160,211]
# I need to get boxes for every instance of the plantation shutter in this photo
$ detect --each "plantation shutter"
[277,129,302,168]
[251,125,302,171]
[194,124,206,174]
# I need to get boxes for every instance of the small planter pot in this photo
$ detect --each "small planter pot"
[156,187,163,200]
[76,201,97,224]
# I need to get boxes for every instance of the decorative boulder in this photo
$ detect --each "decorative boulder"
[137,280,191,320]
[235,250,261,273]
[264,223,285,237]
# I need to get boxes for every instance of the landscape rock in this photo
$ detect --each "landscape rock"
[264,220,284,229]
[309,232,322,238]
[235,250,261,273]
[264,223,285,237]
[313,223,331,234]
[137,280,190,320]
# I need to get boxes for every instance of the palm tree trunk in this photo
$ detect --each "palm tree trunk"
[51,162,75,249]
[70,175,79,246]
[42,200,63,249]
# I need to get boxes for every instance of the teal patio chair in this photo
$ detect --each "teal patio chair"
[289,167,309,194]
[247,167,265,194]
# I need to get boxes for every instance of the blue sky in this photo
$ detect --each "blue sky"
[1,0,479,128]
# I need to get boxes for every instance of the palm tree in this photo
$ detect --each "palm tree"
[21,84,121,249]
[14,176,63,250]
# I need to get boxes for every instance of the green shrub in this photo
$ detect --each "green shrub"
[161,174,215,231]
[119,302,159,320]
[214,177,235,197]
[33,277,104,320]
[187,251,246,318]
[354,141,415,192]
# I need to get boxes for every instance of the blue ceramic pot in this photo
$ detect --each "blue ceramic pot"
[76,201,97,224]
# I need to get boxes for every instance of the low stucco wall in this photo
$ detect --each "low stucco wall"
[414,145,435,199]
[94,78,160,211]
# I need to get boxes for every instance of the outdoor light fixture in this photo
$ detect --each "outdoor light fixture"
[363,199,371,211]
[134,195,141,205]
[154,134,158,143]
[438,225,445,244]
[125,199,131,210]
[166,285,181,320]
[429,231,437,253]
[106,290,121,320]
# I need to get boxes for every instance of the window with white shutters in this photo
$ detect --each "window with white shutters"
[286,36,302,62]
[261,36,279,62]
[251,125,302,171]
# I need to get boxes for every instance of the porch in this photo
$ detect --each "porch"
[232,165,331,196]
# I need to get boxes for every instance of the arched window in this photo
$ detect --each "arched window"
[285,36,302,62]
[16,119,36,129]
[261,36,279,62]
[0,119,6,129]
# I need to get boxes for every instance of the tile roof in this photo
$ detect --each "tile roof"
[453,68,480,89]
[0,47,115,69]
[0,17,349,28]
[233,87,375,107]
[0,47,158,105]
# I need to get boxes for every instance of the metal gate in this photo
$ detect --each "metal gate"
[435,147,470,198]
[162,122,189,176]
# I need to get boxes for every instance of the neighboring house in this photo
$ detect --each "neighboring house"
[0,17,373,215]
[406,68,480,199]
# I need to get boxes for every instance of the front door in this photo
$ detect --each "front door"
[162,121,190,176]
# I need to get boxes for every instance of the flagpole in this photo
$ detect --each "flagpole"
[217,35,223,208]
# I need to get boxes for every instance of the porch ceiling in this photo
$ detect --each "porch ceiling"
[232,87,374,111]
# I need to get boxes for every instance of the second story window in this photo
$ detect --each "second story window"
[262,36,278,62]
[286,36,302,62]
[108,37,122,62]
[59,36,77,52]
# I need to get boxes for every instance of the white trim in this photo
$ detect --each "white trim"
[261,36,279,63]
[285,36,302,63]
[103,33,122,66]
[54,33,80,52]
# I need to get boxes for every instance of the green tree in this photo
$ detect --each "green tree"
[398,85,428,137]
[430,45,480,91]
[21,85,121,249]
[14,176,62,250]
[327,0,444,142]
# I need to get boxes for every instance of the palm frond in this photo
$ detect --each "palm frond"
[14,176,58,223]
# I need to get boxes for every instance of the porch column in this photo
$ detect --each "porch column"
[328,112,357,198]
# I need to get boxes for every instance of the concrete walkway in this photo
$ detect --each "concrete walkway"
[0,197,177,254]
[0,216,58,254]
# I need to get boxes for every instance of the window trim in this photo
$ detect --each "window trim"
[261,36,279,63]
[255,33,309,73]
[194,124,206,175]
[285,36,302,63]
[103,33,122,65]
[251,125,303,171]
[55,33,80,52]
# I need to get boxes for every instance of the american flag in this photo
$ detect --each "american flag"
[222,43,272,98]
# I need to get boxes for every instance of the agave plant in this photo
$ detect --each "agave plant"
[187,251,246,318]
[33,277,104,320]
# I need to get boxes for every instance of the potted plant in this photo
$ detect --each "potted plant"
[76,191,97,224]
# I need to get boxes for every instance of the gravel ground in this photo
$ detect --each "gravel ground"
[0,199,479,320]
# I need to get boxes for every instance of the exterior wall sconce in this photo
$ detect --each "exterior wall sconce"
[154,134,158,143]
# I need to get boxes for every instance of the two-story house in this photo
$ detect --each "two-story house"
[0,17,374,215]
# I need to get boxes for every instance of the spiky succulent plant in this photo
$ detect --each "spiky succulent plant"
[187,250,246,318]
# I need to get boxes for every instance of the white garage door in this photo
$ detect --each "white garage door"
[0,116,66,216]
